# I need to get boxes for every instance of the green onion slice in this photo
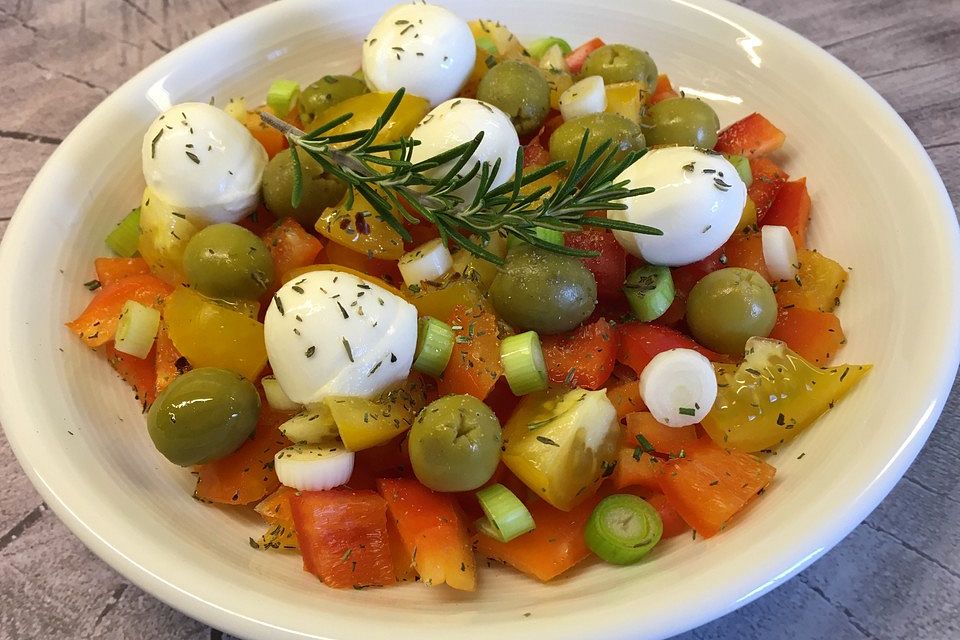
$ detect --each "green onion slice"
[114,300,160,359]
[506,227,565,253]
[475,483,536,543]
[585,494,663,565]
[266,79,301,118]
[724,154,753,187]
[624,265,675,322]
[106,207,141,257]
[500,331,549,395]
[527,36,573,58]
[413,316,454,378]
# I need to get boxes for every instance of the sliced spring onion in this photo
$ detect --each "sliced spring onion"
[624,265,675,322]
[527,36,573,58]
[506,227,565,252]
[638,348,717,427]
[559,75,607,121]
[279,405,339,444]
[266,79,300,118]
[398,238,453,287]
[105,207,141,257]
[414,316,455,377]
[274,442,355,491]
[725,154,753,187]
[475,35,498,55]
[500,331,548,395]
[475,483,536,542]
[585,494,663,565]
[113,300,160,359]
[223,97,248,123]
[262,375,301,412]
[761,224,799,281]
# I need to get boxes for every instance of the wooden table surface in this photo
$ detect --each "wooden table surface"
[1,1,958,638]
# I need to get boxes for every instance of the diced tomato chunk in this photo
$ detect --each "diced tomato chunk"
[657,438,776,537]
[617,322,731,376]
[722,232,772,281]
[565,37,605,75]
[541,319,619,390]
[523,137,552,167]
[761,178,811,249]
[377,478,476,591]
[261,218,324,282]
[475,495,601,582]
[748,157,789,221]
[606,379,646,420]
[437,304,502,401]
[66,274,173,347]
[769,307,844,366]
[291,489,396,588]
[565,227,627,302]
[105,342,157,408]
[714,113,786,158]
[193,395,293,505]
[95,257,150,285]
[626,411,697,456]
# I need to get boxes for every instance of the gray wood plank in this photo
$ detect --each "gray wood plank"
[0,1,958,639]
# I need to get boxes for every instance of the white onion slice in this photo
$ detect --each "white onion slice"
[761,224,799,281]
[638,348,718,427]
[399,238,453,287]
[559,76,608,121]
[274,443,354,491]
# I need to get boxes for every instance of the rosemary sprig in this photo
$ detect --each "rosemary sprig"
[260,89,660,265]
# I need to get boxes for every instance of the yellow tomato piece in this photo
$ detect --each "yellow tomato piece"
[315,193,406,260]
[137,187,199,286]
[327,378,428,451]
[315,92,429,145]
[702,337,871,452]
[409,278,490,319]
[605,81,644,124]
[546,69,574,111]
[775,249,848,312]
[163,287,268,380]
[502,388,619,511]
[281,264,407,299]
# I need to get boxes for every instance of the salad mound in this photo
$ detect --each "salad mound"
[67,2,870,592]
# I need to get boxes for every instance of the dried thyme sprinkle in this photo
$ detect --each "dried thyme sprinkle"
[83,279,101,291]
[536,436,560,447]
[337,301,349,319]
[185,150,200,164]
[342,337,354,362]
[150,128,163,158]
[273,294,285,316]
[291,285,304,294]
[305,346,316,358]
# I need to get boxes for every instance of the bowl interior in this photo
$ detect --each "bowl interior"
[1,0,958,639]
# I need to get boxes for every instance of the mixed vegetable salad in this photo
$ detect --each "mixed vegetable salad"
[67,3,871,591]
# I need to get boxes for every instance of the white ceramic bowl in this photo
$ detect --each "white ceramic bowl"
[1,1,958,638]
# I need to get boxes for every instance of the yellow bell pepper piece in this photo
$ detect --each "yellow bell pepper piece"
[163,287,267,380]
[328,377,428,451]
[315,193,406,260]
[316,92,429,147]
[604,81,644,124]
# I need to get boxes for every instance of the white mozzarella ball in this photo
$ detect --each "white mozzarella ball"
[362,3,476,107]
[264,271,417,405]
[141,102,267,226]
[609,147,747,266]
[410,98,520,199]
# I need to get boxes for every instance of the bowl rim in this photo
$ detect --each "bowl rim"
[1,0,958,638]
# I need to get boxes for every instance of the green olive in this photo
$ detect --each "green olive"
[147,367,261,467]
[644,97,720,148]
[182,223,275,300]
[298,74,368,130]
[549,112,645,170]
[262,148,347,227]
[580,44,658,88]
[686,267,777,356]
[408,394,502,492]
[489,245,597,334]
[476,60,551,136]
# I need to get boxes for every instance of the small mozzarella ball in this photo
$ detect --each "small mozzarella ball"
[410,98,520,199]
[559,76,607,121]
[141,102,267,226]
[639,348,718,427]
[761,224,799,281]
[609,147,747,266]
[362,3,476,107]
[264,271,417,405]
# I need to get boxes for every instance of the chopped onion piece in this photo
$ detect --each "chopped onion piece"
[639,348,717,427]
[274,443,354,491]
[398,238,453,287]
[475,483,536,542]
[500,331,548,395]
[114,300,160,359]
[559,76,607,121]
[761,224,799,281]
